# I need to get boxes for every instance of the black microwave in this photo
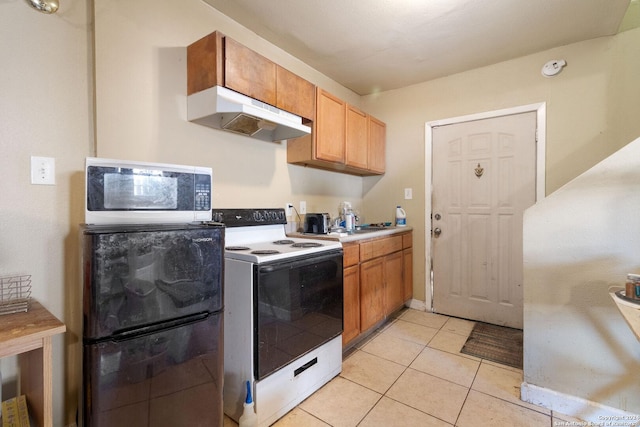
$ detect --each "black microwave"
[85,157,212,225]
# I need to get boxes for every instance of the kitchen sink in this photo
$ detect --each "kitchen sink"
[352,226,393,234]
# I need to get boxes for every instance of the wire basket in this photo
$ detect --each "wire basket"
[0,274,32,315]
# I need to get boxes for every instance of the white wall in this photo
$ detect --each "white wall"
[522,137,640,417]
[0,0,91,425]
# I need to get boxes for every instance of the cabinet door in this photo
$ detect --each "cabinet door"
[224,37,277,105]
[187,31,224,95]
[403,247,413,301]
[368,115,386,173]
[315,89,346,163]
[276,66,315,120]
[360,258,384,331]
[343,265,360,347]
[384,251,404,316]
[346,105,368,170]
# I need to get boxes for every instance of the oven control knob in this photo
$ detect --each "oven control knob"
[211,212,223,223]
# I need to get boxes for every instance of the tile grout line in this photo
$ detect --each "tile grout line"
[452,360,482,427]
[353,309,447,426]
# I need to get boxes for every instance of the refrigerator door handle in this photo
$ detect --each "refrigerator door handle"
[112,311,210,342]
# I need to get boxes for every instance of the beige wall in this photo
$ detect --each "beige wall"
[94,0,364,219]
[522,138,640,416]
[0,0,91,425]
[360,27,640,302]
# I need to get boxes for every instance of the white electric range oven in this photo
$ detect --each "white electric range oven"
[214,208,343,427]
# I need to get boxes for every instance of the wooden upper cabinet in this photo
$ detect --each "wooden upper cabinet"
[287,92,386,175]
[186,29,387,175]
[187,31,224,95]
[188,31,316,121]
[224,37,277,106]
[276,66,315,121]
[368,115,386,174]
[346,105,368,170]
[315,89,346,163]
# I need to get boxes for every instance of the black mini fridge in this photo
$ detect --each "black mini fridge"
[81,223,224,427]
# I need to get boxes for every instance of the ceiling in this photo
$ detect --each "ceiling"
[203,0,633,95]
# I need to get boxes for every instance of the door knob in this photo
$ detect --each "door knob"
[433,227,441,237]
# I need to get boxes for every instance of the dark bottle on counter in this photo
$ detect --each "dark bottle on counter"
[625,274,640,299]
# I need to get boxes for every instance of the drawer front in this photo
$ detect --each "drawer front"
[360,235,403,261]
[343,243,360,267]
[402,232,413,249]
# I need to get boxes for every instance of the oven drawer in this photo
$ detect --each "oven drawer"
[255,335,342,427]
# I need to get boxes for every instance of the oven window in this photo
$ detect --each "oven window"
[254,250,343,380]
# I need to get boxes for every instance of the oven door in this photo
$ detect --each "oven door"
[254,249,343,380]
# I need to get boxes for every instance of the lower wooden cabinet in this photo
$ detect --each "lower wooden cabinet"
[342,231,413,348]
[343,264,360,345]
[360,257,385,332]
[403,247,413,301]
[384,251,405,316]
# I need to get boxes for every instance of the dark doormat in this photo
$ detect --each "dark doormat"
[460,322,523,369]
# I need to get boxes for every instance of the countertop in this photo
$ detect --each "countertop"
[288,226,413,243]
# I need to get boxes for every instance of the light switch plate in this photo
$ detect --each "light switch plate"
[299,201,307,214]
[404,188,412,199]
[31,156,56,185]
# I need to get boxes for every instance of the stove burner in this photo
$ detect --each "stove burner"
[251,249,281,255]
[291,242,323,248]
[273,239,295,245]
[225,246,251,251]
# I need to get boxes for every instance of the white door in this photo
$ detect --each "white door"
[431,112,536,328]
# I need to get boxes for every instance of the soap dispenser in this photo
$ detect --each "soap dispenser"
[239,380,257,427]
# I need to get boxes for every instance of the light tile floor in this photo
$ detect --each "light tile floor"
[224,308,585,427]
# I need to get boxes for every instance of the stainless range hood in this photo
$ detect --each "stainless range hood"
[187,86,311,142]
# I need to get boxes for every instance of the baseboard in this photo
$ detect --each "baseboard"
[521,382,640,425]
[405,298,427,311]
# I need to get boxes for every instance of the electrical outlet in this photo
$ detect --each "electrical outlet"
[404,188,412,200]
[299,201,307,214]
[285,203,293,216]
[31,156,56,185]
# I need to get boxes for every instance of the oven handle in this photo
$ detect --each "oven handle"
[294,357,318,377]
[258,249,343,273]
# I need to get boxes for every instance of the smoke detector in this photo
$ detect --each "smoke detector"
[25,0,59,13]
[541,60,566,77]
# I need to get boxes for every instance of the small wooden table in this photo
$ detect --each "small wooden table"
[0,300,66,427]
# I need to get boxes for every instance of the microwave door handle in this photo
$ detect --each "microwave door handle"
[258,250,342,273]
